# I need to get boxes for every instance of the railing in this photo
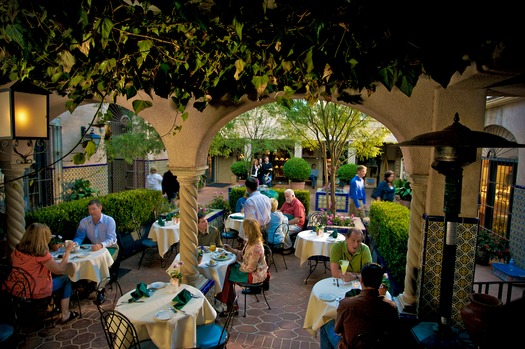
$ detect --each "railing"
[472,280,525,304]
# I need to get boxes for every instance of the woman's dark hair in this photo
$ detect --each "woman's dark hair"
[384,170,395,181]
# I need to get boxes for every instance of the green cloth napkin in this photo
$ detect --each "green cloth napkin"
[230,215,244,220]
[129,282,151,302]
[172,288,192,310]
[157,217,165,226]
[330,230,338,239]
[345,289,361,298]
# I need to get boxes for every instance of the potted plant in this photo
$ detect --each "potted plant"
[336,164,358,188]
[380,273,390,295]
[282,157,311,189]
[231,160,249,183]
[394,178,412,206]
[49,234,64,251]
[206,193,231,216]
[476,228,509,265]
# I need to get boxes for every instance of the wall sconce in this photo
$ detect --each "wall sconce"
[0,80,49,140]
[81,126,101,148]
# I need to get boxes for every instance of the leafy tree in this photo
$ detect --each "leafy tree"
[279,100,388,213]
[1,0,520,117]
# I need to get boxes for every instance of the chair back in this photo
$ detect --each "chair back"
[307,212,323,229]
[218,294,238,347]
[100,309,143,349]
[269,223,289,246]
[263,244,272,266]
[2,266,33,300]
[96,276,123,315]
[348,330,387,349]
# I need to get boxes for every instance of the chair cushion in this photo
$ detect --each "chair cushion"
[221,231,239,239]
[196,323,227,348]
[141,239,158,248]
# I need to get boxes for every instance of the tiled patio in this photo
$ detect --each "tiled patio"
[6,184,523,348]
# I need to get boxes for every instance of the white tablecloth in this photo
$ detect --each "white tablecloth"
[51,245,114,283]
[116,283,216,349]
[173,249,236,293]
[303,277,391,336]
[225,213,245,239]
[294,230,346,265]
[150,221,181,257]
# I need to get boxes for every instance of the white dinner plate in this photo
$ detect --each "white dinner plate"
[155,310,173,321]
[149,282,167,290]
[319,293,337,302]
[212,252,231,261]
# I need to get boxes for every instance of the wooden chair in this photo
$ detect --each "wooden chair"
[100,309,158,349]
[266,223,289,272]
[196,294,238,349]
[95,276,123,315]
[234,245,272,317]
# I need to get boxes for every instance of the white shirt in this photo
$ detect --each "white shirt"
[146,173,163,191]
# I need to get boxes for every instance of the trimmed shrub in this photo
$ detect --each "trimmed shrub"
[231,161,249,179]
[283,157,311,182]
[336,163,358,185]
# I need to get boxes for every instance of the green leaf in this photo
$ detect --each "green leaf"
[85,140,97,160]
[72,152,86,165]
[233,17,243,41]
[132,100,153,114]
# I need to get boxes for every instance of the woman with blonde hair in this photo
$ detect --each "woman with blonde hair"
[216,218,269,316]
[7,223,79,323]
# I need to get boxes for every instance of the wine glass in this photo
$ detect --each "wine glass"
[339,260,349,281]
[209,243,216,252]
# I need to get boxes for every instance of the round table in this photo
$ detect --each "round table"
[294,230,346,265]
[51,245,114,283]
[173,248,237,293]
[225,213,245,239]
[303,277,392,336]
[150,221,181,257]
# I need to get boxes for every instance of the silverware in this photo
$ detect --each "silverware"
[169,307,187,315]
[336,278,340,287]
[118,300,144,305]
[190,293,202,298]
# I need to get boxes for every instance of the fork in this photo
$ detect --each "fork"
[169,307,187,316]
[190,293,203,298]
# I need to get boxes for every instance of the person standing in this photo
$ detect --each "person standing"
[309,163,319,189]
[349,165,367,219]
[243,177,272,234]
[162,170,180,203]
[250,158,261,183]
[373,170,396,202]
[145,167,163,191]
[261,156,273,187]
[320,262,400,349]
[8,223,79,323]
[329,227,372,282]
[73,199,120,280]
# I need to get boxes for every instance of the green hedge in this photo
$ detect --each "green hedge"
[368,201,410,296]
[229,187,310,217]
[25,189,163,239]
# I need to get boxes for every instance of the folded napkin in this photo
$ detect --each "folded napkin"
[129,282,151,302]
[330,230,338,239]
[230,215,244,220]
[157,218,165,226]
[172,288,192,310]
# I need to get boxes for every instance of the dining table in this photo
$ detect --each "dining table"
[51,244,114,284]
[173,247,237,294]
[303,277,392,336]
[225,213,245,239]
[294,230,346,283]
[115,282,217,349]
[150,221,181,257]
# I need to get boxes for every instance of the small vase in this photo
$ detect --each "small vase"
[379,285,388,296]
[170,278,181,292]
[461,293,503,347]
[50,243,61,251]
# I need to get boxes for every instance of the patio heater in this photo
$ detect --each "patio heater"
[397,113,524,346]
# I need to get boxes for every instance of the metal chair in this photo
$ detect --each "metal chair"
[137,225,163,269]
[266,223,289,272]
[234,245,272,317]
[221,228,240,249]
[196,294,238,349]
[100,309,158,349]
[95,276,123,315]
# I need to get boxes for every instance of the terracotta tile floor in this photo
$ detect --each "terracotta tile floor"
[8,184,522,348]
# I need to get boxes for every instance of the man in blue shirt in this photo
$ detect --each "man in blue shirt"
[309,163,319,189]
[349,165,367,219]
[74,199,120,280]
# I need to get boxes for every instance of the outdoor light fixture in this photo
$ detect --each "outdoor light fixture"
[81,126,102,148]
[398,113,525,345]
[0,80,50,139]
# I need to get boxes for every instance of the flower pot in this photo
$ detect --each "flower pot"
[460,293,503,347]
[379,285,388,296]
[50,243,61,251]
[289,181,305,190]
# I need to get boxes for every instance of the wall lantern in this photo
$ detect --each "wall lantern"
[81,126,102,148]
[0,80,50,140]
[398,113,525,344]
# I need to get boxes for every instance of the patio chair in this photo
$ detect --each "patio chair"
[267,223,289,272]
[221,228,240,249]
[196,294,238,349]
[100,309,158,349]
[234,245,272,317]
[136,226,163,269]
[95,276,123,315]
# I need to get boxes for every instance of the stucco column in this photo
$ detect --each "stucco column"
[2,165,28,250]
[174,167,207,287]
[397,174,428,312]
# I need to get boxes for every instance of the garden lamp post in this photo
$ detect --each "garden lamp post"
[0,80,49,249]
[398,113,524,346]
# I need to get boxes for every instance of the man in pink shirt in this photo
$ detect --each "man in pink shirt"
[279,189,305,243]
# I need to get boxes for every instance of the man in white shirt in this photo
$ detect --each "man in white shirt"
[243,177,271,233]
[146,167,163,191]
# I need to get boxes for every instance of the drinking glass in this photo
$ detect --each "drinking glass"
[339,259,349,275]
[210,243,217,252]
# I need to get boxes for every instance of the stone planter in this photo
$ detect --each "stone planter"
[289,181,305,190]
[461,293,503,347]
